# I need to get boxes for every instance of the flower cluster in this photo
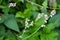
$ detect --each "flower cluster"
[25,18,34,29]
[25,18,30,28]
[9,3,16,7]
[19,11,56,38]
[19,18,34,38]
[44,14,49,23]
[35,13,49,27]
[41,24,45,27]
[50,10,56,17]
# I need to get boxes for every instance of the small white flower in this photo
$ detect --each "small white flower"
[40,13,44,17]
[25,18,30,28]
[51,10,56,15]
[29,21,34,26]
[26,18,30,21]
[36,13,44,21]
[44,14,49,20]
[9,3,16,7]
[41,24,45,27]
[19,36,22,38]
[13,3,16,7]
[37,13,41,18]
[44,20,47,23]
[50,10,56,17]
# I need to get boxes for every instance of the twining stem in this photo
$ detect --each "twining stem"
[26,0,60,10]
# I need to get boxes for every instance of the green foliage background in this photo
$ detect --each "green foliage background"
[0,0,60,40]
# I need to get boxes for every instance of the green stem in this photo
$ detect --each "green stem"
[22,26,41,40]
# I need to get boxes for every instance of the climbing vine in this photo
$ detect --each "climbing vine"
[0,0,60,40]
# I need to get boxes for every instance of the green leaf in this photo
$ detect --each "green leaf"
[4,14,20,32]
[5,30,16,40]
[57,0,60,4]
[52,1,57,9]
[32,12,39,19]
[30,5,38,11]
[0,0,2,4]
[2,7,9,14]
[0,25,5,40]
[0,26,5,37]
[16,12,25,18]
[0,16,4,23]
[42,0,48,8]
[41,7,48,14]
[16,9,32,18]
[26,3,38,11]
[43,23,56,33]
[46,23,56,30]
[18,0,24,3]
[40,31,58,40]
[56,28,60,40]
[47,31,58,40]
[0,14,9,23]
[0,36,4,40]
[24,9,32,18]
